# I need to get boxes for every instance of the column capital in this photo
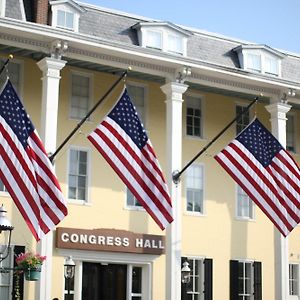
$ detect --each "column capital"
[37,57,67,78]
[265,102,291,121]
[160,81,188,102]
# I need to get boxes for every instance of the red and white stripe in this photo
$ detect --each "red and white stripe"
[215,139,300,236]
[88,117,173,230]
[0,115,67,241]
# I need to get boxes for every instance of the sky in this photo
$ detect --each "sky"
[80,0,300,55]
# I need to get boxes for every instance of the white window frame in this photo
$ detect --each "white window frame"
[57,9,75,30]
[185,94,203,139]
[289,263,300,297]
[287,112,296,153]
[237,260,254,299]
[58,249,153,300]
[185,164,205,216]
[137,25,188,56]
[244,50,281,76]
[67,146,90,204]
[236,185,255,221]
[69,71,93,120]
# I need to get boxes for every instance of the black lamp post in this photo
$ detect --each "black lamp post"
[64,256,75,299]
[0,204,14,263]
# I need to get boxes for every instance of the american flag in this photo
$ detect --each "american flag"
[0,80,67,241]
[88,88,173,230]
[215,118,300,237]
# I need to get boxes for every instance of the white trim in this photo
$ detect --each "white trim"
[57,249,155,300]
[0,0,5,18]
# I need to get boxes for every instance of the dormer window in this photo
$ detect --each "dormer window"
[57,9,74,30]
[133,22,192,56]
[50,0,85,32]
[146,30,162,50]
[234,45,285,77]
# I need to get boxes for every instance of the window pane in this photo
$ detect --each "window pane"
[265,56,278,75]
[286,114,295,152]
[132,267,142,293]
[168,34,183,54]
[57,10,65,27]
[247,53,261,72]
[127,84,145,124]
[146,30,162,49]
[71,74,90,119]
[236,105,250,134]
[68,149,88,201]
[186,96,202,137]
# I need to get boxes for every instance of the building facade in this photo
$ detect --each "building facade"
[0,0,300,299]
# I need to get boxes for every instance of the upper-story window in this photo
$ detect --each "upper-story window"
[234,45,285,77]
[186,95,202,138]
[57,9,74,30]
[70,72,91,120]
[68,148,89,202]
[236,104,250,134]
[237,185,254,220]
[186,164,204,214]
[133,22,192,56]
[50,0,85,32]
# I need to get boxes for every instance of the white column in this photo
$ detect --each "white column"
[265,100,291,300]
[161,81,188,300]
[36,57,66,300]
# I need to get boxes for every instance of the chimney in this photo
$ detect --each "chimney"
[35,0,49,24]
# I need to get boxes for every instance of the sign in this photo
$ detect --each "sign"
[56,227,165,255]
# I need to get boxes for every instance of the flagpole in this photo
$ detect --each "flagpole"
[49,69,129,162]
[0,54,13,77]
[172,96,259,183]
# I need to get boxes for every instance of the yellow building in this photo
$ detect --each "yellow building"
[0,1,300,299]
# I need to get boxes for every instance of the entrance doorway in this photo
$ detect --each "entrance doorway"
[82,262,127,299]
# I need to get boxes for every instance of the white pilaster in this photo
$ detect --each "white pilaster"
[265,100,291,300]
[36,57,66,300]
[161,81,188,300]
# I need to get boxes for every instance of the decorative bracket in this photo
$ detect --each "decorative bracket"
[176,66,192,83]
[51,40,68,59]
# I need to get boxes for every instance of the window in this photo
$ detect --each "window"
[230,260,262,300]
[181,257,213,300]
[265,56,278,75]
[126,189,143,209]
[70,73,91,120]
[236,104,250,134]
[286,114,296,152]
[186,96,202,138]
[186,165,204,214]
[234,45,283,77]
[68,148,88,201]
[237,185,254,220]
[133,22,191,56]
[0,245,24,300]
[247,53,261,73]
[168,34,183,54]
[57,9,74,30]
[126,83,146,124]
[289,264,299,296]
[146,30,162,50]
